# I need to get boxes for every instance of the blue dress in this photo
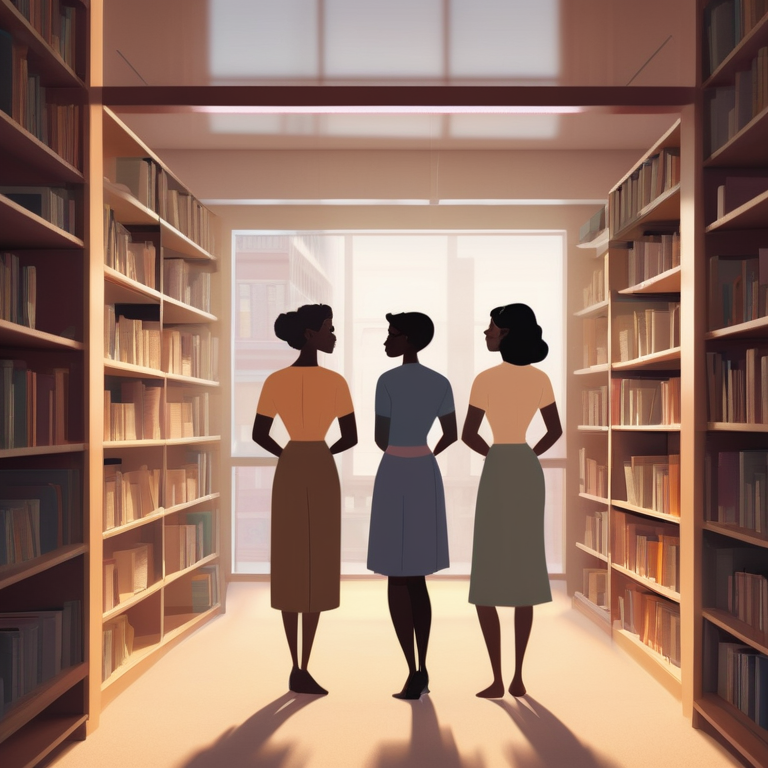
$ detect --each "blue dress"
[367,363,454,576]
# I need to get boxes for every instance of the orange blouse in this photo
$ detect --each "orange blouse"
[257,366,354,441]
[469,363,555,444]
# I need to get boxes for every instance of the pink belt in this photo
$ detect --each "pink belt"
[386,445,432,458]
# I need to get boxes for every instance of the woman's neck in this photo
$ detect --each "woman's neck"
[293,347,319,367]
[402,351,419,365]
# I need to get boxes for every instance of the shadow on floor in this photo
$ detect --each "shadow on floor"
[366,695,485,768]
[180,691,318,768]
[493,696,621,768]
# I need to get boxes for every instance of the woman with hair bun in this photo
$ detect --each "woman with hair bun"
[462,302,562,699]
[252,303,357,695]
[367,311,457,700]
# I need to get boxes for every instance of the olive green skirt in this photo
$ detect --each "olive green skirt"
[469,444,552,607]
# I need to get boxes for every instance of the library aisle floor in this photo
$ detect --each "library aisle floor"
[52,580,739,768]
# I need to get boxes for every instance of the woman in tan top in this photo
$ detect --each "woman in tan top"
[462,303,562,699]
[252,304,357,695]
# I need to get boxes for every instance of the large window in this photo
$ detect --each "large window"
[232,232,565,575]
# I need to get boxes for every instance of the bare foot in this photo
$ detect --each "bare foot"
[476,680,505,698]
[509,677,526,697]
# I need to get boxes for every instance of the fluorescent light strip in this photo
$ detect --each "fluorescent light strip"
[203,198,607,206]
[193,105,584,115]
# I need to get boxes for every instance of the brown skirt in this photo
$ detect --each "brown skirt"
[271,441,341,612]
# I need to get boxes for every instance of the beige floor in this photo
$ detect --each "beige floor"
[53,579,741,768]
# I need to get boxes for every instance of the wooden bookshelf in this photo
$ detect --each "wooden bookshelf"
[0,0,92,764]
[96,106,223,704]
[695,4,768,761]
[568,120,686,719]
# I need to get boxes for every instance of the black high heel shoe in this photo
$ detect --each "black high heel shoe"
[402,668,429,700]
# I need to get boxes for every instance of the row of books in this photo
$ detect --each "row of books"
[623,454,681,516]
[727,570,768,632]
[0,252,35,329]
[624,234,681,288]
[0,34,81,167]
[581,386,608,427]
[709,251,768,330]
[582,265,605,309]
[706,449,768,531]
[582,568,607,607]
[102,614,133,683]
[104,309,160,370]
[578,206,606,245]
[583,509,608,556]
[706,347,768,423]
[0,360,70,449]
[609,148,681,234]
[614,510,680,592]
[162,326,219,381]
[0,185,76,235]
[613,302,681,362]
[704,0,768,76]
[716,176,768,220]
[163,259,212,314]
[103,543,154,612]
[582,316,607,368]
[612,377,681,426]
[103,207,157,288]
[166,451,214,507]
[618,586,681,667]
[113,158,215,253]
[0,601,81,716]
[9,0,77,69]
[189,565,218,613]
[717,641,768,730]
[165,510,214,573]
[103,383,211,442]
[579,448,608,498]
[705,46,768,157]
[103,464,160,531]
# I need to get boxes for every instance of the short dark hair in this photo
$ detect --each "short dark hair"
[274,304,333,349]
[386,311,435,352]
[490,303,548,365]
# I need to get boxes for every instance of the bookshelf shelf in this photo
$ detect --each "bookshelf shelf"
[165,435,222,446]
[705,316,768,340]
[0,443,86,459]
[611,347,681,370]
[575,541,608,562]
[104,360,164,379]
[0,111,83,185]
[162,296,217,324]
[100,634,160,691]
[577,425,609,432]
[576,229,609,251]
[0,715,88,768]
[574,364,610,376]
[160,221,216,261]
[164,492,220,516]
[703,521,768,548]
[572,591,611,626]
[103,439,166,449]
[703,608,768,656]
[705,189,768,232]
[0,662,88,745]
[706,106,768,167]
[613,184,681,242]
[103,182,159,226]
[611,499,681,524]
[102,581,164,622]
[611,424,681,432]
[704,10,768,87]
[0,194,83,249]
[579,492,609,504]
[165,372,220,387]
[618,265,681,295]
[103,509,166,539]
[0,0,84,87]
[164,604,221,639]
[104,267,163,304]
[614,627,682,689]
[164,552,219,586]
[707,422,768,432]
[611,563,681,602]
[694,694,768,768]
[0,544,87,591]
[0,320,84,350]
[574,299,609,318]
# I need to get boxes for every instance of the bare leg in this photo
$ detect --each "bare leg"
[388,577,417,674]
[509,606,533,696]
[407,576,431,672]
[300,611,320,670]
[475,605,504,698]
[281,611,299,669]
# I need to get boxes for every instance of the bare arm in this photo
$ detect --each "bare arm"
[252,413,283,457]
[532,402,562,456]
[433,411,458,456]
[461,404,490,457]
[330,412,358,455]
[374,414,390,452]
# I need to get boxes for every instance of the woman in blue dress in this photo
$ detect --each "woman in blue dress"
[367,312,457,700]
